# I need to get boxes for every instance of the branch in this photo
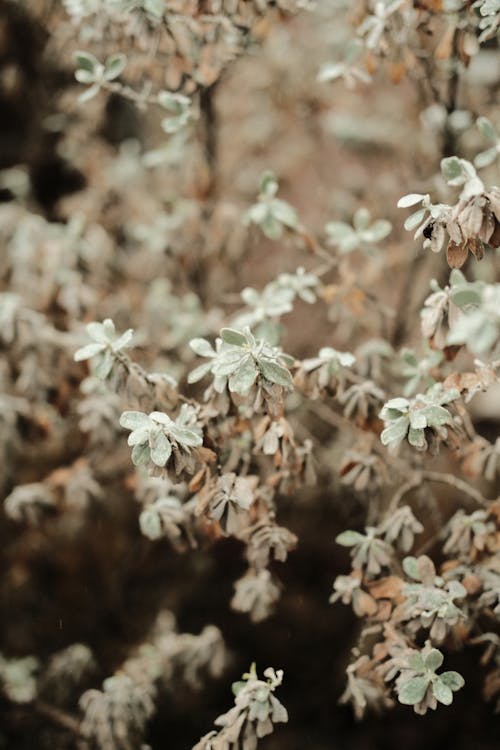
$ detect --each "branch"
[388,469,491,516]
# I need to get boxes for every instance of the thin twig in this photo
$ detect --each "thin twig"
[34,701,82,737]
[421,470,490,508]
[388,469,491,516]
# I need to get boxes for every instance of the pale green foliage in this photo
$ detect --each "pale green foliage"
[139,495,186,541]
[80,674,156,748]
[74,318,134,378]
[119,406,203,467]
[243,172,299,239]
[193,664,288,750]
[443,509,495,557]
[336,527,392,577]
[379,384,460,450]
[447,282,500,355]
[231,568,281,623]
[377,506,423,553]
[473,0,500,41]
[440,156,485,200]
[325,207,391,254]
[74,51,127,101]
[398,347,443,396]
[232,268,318,338]
[0,654,39,703]
[397,192,449,239]
[475,116,500,168]
[317,39,371,87]
[420,269,483,345]
[302,347,355,374]
[188,328,294,395]
[396,645,464,715]
[357,0,409,52]
[64,0,164,20]
[4,482,55,524]
[401,556,467,642]
[159,92,193,134]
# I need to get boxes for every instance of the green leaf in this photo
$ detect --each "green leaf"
[397,194,426,208]
[407,653,425,671]
[104,54,127,81]
[353,207,371,231]
[398,676,429,705]
[271,199,298,229]
[93,349,114,379]
[258,359,293,388]
[440,671,465,692]
[214,350,246,376]
[112,329,134,351]
[74,342,104,361]
[477,116,497,143]
[131,442,150,466]
[424,649,444,672]
[384,397,410,411]
[119,411,150,430]
[187,361,213,384]
[408,426,425,448]
[260,171,278,197]
[368,219,392,241]
[441,156,464,183]
[474,147,498,169]
[432,678,453,705]
[450,287,482,307]
[78,83,101,103]
[86,321,109,344]
[336,530,365,546]
[404,208,426,232]
[228,358,258,395]
[402,556,420,580]
[380,416,409,446]
[149,430,172,466]
[261,215,283,240]
[409,411,427,430]
[421,405,451,426]
[139,508,163,540]
[189,338,215,357]
[74,50,99,73]
[220,328,247,347]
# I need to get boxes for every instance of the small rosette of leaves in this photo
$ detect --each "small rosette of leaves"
[158,91,193,134]
[233,267,319,333]
[398,158,500,269]
[379,384,460,450]
[211,664,287,746]
[325,207,391,255]
[74,318,133,379]
[330,572,377,617]
[231,569,281,623]
[377,506,423,553]
[336,527,392,577]
[74,51,127,102]
[119,405,202,468]
[0,654,39,703]
[398,347,443,397]
[443,508,495,558]
[188,327,294,396]
[243,172,299,240]
[396,646,464,715]
[398,556,467,642]
[297,347,355,396]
